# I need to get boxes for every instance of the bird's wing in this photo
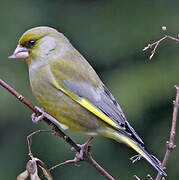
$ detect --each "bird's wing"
[49,60,144,145]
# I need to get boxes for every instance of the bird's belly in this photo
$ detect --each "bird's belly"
[30,75,101,135]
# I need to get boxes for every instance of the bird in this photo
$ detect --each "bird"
[9,26,166,176]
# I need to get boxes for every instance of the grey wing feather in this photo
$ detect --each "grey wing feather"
[64,80,144,145]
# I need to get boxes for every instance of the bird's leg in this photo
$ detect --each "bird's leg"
[75,137,94,160]
[31,106,46,123]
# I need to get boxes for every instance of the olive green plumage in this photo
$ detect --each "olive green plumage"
[9,26,166,176]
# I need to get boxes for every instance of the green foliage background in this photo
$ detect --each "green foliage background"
[0,0,179,179]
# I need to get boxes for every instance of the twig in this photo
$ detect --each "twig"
[85,146,115,180]
[49,137,115,180]
[0,78,115,180]
[133,175,141,180]
[49,159,76,171]
[27,130,53,158]
[49,145,115,180]
[155,85,179,180]
[0,78,80,152]
[143,26,179,60]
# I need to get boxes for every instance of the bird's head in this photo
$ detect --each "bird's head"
[9,26,62,66]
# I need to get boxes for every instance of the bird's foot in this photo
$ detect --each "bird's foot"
[130,154,142,163]
[72,137,94,160]
[31,106,45,123]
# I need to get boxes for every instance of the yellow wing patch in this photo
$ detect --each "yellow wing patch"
[51,78,119,129]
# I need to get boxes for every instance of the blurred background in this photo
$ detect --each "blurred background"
[0,0,179,179]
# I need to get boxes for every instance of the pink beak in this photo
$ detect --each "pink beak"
[9,45,29,59]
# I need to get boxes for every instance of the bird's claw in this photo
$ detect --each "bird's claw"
[31,106,45,123]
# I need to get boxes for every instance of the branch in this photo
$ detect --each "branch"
[0,78,115,180]
[0,78,80,153]
[155,85,179,180]
[143,26,179,60]
[133,175,141,180]
[49,145,115,180]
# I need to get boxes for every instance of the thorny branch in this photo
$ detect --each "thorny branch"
[143,26,179,60]
[0,78,115,180]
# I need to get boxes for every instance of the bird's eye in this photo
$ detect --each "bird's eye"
[25,40,36,48]
[28,40,36,46]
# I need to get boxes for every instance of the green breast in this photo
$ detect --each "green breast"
[29,64,101,134]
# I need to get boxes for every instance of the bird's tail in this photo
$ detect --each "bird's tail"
[112,132,167,176]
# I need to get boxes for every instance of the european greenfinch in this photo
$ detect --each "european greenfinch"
[9,26,166,176]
